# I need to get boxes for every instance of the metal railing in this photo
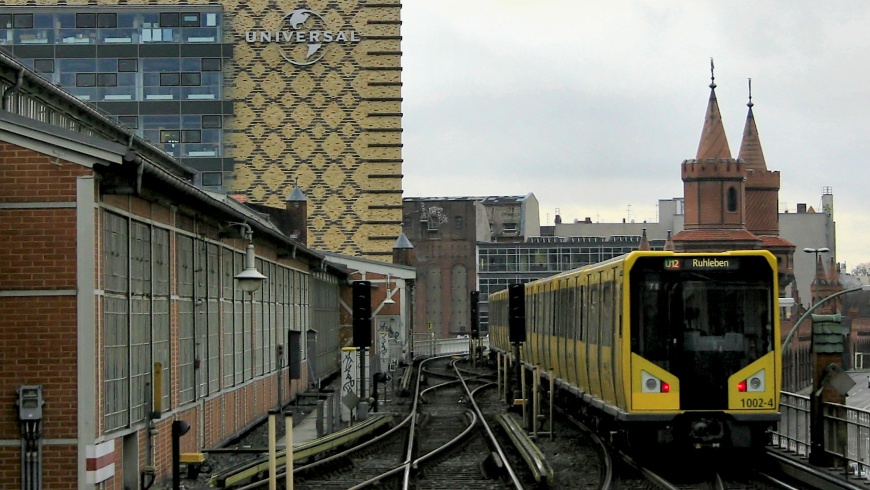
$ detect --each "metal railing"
[410,334,490,357]
[772,391,870,480]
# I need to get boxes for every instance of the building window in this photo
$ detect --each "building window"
[97,73,117,87]
[13,14,33,29]
[33,59,54,73]
[97,13,117,28]
[118,116,138,129]
[503,222,518,233]
[202,58,221,71]
[202,115,222,128]
[159,12,180,27]
[454,216,463,229]
[181,72,201,86]
[201,172,222,187]
[118,59,138,72]
[160,72,180,86]
[182,130,201,143]
[76,73,96,87]
[160,130,180,143]
[0,15,11,29]
[727,187,738,213]
[76,13,96,28]
[182,13,200,27]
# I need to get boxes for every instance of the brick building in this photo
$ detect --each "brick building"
[0,51,352,488]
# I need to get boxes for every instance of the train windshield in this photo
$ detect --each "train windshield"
[630,255,775,375]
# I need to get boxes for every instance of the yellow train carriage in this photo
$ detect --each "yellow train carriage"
[488,250,781,449]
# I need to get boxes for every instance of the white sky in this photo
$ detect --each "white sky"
[400,1,870,270]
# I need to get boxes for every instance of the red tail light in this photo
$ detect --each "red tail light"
[737,380,747,392]
[661,382,670,393]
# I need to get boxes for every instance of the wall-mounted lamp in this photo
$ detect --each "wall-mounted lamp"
[383,273,395,305]
[225,222,267,293]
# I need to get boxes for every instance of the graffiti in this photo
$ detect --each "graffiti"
[342,351,356,394]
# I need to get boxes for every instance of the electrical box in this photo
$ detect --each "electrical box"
[16,385,43,421]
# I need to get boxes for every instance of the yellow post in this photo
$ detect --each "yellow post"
[292,413,293,490]
[268,412,276,490]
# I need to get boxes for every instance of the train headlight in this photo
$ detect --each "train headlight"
[641,370,669,393]
[738,370,765,393]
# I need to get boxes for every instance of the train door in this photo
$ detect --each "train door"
[600,273,616,404]
[562,278,574,386]
[587,274,602,399]
[576,277,589,392]
[528,284,539,367]
[612,267,626,409]
[544,282,553,375]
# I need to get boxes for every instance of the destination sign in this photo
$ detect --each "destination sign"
[664,257,740,271]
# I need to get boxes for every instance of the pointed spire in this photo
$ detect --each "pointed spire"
[696,58,732,160]
[738,78,767,171]
[638,228,651,251]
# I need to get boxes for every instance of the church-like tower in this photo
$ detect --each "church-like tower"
[674,62,761,251]
[740,79,795,290]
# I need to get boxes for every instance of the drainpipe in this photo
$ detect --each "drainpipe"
[2,67,24,111]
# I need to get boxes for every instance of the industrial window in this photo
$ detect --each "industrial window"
[181,72,201,86]
[177,235,195,405]
[159,12,180,27]
[76,13,96,28]
[97,73,117,87]
[97,13,117,28]
[76,73,96,87]
[33,59,54,73]
[13,14,33,29]
[182,13,200,27]
[118,59,138,72]
[202,58,222,71]
[202,115,222,128]
[0,15,10,29]
[160,72,180,86]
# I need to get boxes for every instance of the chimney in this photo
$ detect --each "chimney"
[797,203,807,214]
[393,231,415,266]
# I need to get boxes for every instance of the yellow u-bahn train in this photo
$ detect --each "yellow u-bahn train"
[488,250,781,450]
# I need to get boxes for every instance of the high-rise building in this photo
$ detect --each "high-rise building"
[0,1,403,259]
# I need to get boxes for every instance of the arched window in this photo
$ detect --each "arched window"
[727,187,738,213]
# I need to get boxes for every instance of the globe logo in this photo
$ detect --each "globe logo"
[245,9,360,66]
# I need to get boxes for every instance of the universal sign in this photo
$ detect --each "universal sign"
[245,9,360,66]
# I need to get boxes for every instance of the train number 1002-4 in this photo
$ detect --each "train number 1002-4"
[740,398,774,408]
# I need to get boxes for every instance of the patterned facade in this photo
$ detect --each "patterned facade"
[0,0,403,261]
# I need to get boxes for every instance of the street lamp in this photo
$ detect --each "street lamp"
[224,222,267,293]
[782,284,870,353]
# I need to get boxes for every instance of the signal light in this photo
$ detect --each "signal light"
[508,283,526,343]
[737,380,747,392]
[660,382,670,393]
[352,281,372,347]
[470,291,480,339]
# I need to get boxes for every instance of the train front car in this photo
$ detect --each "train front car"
[625,250,780,451]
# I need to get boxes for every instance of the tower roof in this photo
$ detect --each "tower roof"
[737,79,767,171]
[696,60,732,160]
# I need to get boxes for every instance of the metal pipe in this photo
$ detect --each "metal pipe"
[268,412,277,490]
[2,66,24,111]
[285,414,294,490]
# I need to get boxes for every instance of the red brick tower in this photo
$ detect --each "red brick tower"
[674,62,761,252]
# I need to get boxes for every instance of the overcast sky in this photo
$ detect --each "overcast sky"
[400,1,870,270]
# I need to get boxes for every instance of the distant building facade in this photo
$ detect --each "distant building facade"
[0,1,404,260]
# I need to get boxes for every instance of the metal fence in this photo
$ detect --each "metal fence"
[410,334,490,357]
[772,392,870,479]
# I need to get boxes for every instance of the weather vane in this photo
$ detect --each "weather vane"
[747,78,753,108]
[709,57,716,89]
